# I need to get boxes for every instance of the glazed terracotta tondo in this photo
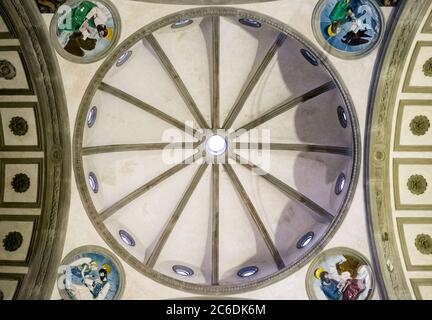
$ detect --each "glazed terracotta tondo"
[306,247,376,300]
[312,0,384,59]
[50,0,121,63]
[57,246,125,300]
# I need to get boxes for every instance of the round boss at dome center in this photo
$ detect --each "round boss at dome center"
[205,135,227,156]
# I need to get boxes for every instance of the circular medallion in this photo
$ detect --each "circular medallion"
[306,247,375,300]
[50,0,121,63]
[312,0,383,59]
[56,246,125,300]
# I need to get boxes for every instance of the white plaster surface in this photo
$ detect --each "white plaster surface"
[0,266,27,274]
[83,91,192,147]
[83,150,191,212]
[154,17,213,126]
[228,162,330,269]
[0,151,43,159]
[46,0,394,300]
[0,39,19,46]
[219,16,280,124]
[407,45,432,88]
[418,284,432,299]
[236,150,354,214]
[0,95,37,103]
[0,208,40,216]
[218,164,280,283]
[0,279,19,300]
[154,166,213,284]
[105,164,199,262]
[0,15,9,33]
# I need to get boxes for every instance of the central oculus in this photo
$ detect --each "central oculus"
[205,135,227,156]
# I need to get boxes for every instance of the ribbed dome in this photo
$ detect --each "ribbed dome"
[73,7,360,294]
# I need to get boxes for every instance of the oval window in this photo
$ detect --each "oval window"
[337,106,348,128]
[119,230,135,247]
[87,106,97,128]
[296,232,314,249]
[239,18,261,28]
[300,49,318,66]
[335,173,346,195]
[172,265,194,276]
[116,50,132,67]
[171,19,193,29]
[237,266,259,277]
[88,172,99,193]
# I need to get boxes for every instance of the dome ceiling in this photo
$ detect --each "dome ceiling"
[73,7,360,294]
[4,0,432,302]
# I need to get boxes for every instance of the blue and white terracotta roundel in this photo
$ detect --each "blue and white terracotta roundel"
[57,246,125,300]
[306,247,375,300]
[312,0,383,59]
[50,0,121,63]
